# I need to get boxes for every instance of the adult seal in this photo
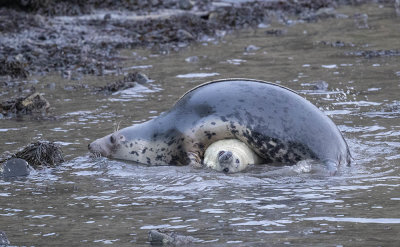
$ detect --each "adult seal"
[88,79,351,172]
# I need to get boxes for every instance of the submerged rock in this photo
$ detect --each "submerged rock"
[135,72,150,84]
[0,158,30,178]
[244,45,260,52]
[312,80,329,91]
[148,229,195,246]
[185,56,199,63]
[95,72,149,94]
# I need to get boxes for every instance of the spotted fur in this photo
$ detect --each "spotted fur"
[89,79,351,171]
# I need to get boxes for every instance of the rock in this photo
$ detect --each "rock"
[1,158,30,178]
[345,50,400,58]
[178,0,193,10]
[0,58,29,78]
[135,72,150,84]
[185,56,199,63]
[95,72,150,93]
[354,13,369,29]
[265,29,286,36]
[245,45,260,52]
[176,29,194,41]
[46,83,56,90]
[148,229,195,246]
[103,13,111,21]
[0,92,50,117]
[0,231,9,247]
[314,7,337,19]
[312,80,329,91]
[317,40,355,48]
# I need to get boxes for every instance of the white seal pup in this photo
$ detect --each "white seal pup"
[89,79,351,173]
[203,139,262,173]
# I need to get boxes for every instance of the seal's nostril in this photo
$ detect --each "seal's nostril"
[110,135,116,144]
[223,168,229,173]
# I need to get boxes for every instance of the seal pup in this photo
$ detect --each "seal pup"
[89,79,351,172]
[203,139,262,173]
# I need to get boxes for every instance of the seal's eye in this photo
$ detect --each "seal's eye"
[223,168,229,173]
[236,159,240,164]
[218,151,225,157]
[110,135,116,144]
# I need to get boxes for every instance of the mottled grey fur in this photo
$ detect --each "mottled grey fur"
[89,79,351,169]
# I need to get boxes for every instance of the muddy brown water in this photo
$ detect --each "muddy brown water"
[1,3,400,246]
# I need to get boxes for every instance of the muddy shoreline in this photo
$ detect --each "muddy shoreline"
[1,0,394,79]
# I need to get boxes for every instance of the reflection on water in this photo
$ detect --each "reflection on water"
[1,3,400,246]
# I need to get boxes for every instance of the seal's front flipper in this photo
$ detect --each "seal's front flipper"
[324,160,338,175]
[187,151,202,169]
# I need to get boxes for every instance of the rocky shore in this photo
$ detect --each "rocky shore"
[1,0,392,78]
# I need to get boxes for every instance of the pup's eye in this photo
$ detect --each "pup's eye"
[218,151,225,157]
[236,159,240,163]
[110,135,116,144]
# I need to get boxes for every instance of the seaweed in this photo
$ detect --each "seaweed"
[0,92,50,117]
[13,141,64,169]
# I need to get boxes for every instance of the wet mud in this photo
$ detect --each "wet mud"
[0,0,377,78]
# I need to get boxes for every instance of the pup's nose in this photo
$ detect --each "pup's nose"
[219,151,233,162]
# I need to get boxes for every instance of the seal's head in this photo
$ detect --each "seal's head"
[88,124,160,164]
[88,131,126,158]
[203,139,261,173]
[216,150,244,173]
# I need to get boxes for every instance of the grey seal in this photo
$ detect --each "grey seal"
[88,78,351,172]
[203,139,262,173]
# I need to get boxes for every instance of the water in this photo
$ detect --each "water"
[1,3,400,246]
